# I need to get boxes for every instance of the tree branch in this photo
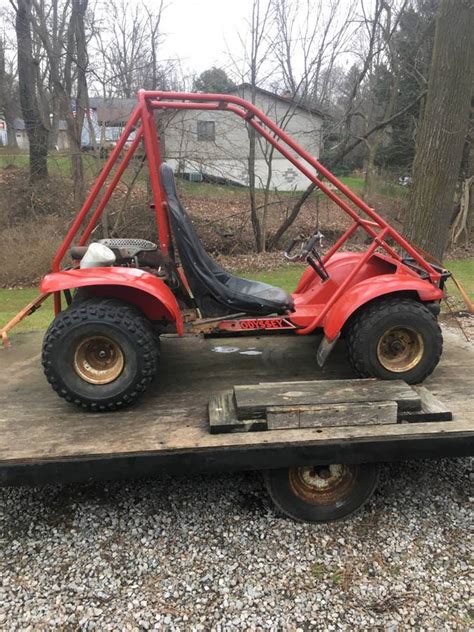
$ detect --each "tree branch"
[269,89,427,248]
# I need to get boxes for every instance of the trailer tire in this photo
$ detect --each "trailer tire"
[346,298,442,384]
[264,463,379,523]
[42,298,157,411]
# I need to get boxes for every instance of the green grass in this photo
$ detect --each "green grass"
[176,175,411,202]
[446,258,474,297]
[1,257,471,336]
[238,264,305,292]
[338,176,364,192]
[0,288,54,336]
[0,151,101,178]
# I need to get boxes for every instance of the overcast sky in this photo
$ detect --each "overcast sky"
[161,0,254,77]
[0,0,359,87]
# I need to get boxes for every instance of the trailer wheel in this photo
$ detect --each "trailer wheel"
[346,298,442,384]
[42,298,158,411]
[264,463,379,522]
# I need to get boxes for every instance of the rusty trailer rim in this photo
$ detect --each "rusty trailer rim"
[73,335,124,385]
[289,464,357,505]
[376,326,424,373]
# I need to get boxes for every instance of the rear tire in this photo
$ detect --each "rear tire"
[264,463,379,522]
[346,298,442,384]
[42,298,158,411]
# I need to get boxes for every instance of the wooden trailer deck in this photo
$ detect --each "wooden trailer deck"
[0,329,473,486]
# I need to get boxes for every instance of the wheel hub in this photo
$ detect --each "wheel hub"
[73,335,124,385]
[376,326,424,373]
[289,464,357,505]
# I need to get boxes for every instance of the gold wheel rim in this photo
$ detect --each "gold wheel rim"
[376,326,424,373]
[73,335,124,385]
[289,464,357,505]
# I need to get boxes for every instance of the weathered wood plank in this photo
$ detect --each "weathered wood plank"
[234,379,421,419]
[208,391,265,434]
[400,386,453,422]
[2,419,473,465]
[266,400,398,430]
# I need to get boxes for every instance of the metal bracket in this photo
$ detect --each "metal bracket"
[316,333,340,367]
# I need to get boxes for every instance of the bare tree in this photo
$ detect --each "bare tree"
[142,1,165,90]
[272,0,356,109]
[450,101,474,248]
[45,0,71,149]
[31,0,92,206]
[361,0,409,199]
[264,0,358,249]
[0,36,19,148]
[12,0,50,180]
[96,0,167,98]
[105,0,146,98]
[268,0,429,249]
[227,0,356,252]
[404,0,474,258]
[68,0,90,205]
[235,0,276,252]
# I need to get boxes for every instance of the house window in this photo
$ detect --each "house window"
[197,120,215,142]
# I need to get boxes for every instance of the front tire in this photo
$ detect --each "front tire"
[42,298,158,411]
[264,463,379,522]
[346,298,442,384]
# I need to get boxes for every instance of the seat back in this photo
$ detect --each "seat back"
[160,163,293,316]
[160,164,236,315]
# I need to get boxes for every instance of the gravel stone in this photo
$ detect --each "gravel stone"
[0,458,472,629]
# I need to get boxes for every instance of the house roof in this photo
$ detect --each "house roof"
[89,97,137,125]
[11,86,324,133]
[88,87,324,124]
[228,84,325,118]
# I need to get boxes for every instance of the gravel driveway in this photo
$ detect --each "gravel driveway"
[1,458,472,630]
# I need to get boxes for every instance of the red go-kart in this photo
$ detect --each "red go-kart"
[39,91,449,411]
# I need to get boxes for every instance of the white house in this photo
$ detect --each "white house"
[87,88,324,190]
[161,84,324,191]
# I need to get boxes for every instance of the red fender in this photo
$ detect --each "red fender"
[322,273,444,341]
[41,267,184,335]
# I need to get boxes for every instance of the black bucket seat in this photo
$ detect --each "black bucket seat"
[160,163,294,317]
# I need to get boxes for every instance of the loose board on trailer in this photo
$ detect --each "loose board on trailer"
[208,381,453,433]
[0,329,472,486]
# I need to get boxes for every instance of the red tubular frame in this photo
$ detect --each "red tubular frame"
[50,90,442,331]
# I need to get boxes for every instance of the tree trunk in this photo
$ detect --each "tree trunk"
[70,0,89,208]
[247,80,264,252]
[404,0,474,259]
[363,141,379,200]
[5,114,18,149]
[15,0,49,181]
